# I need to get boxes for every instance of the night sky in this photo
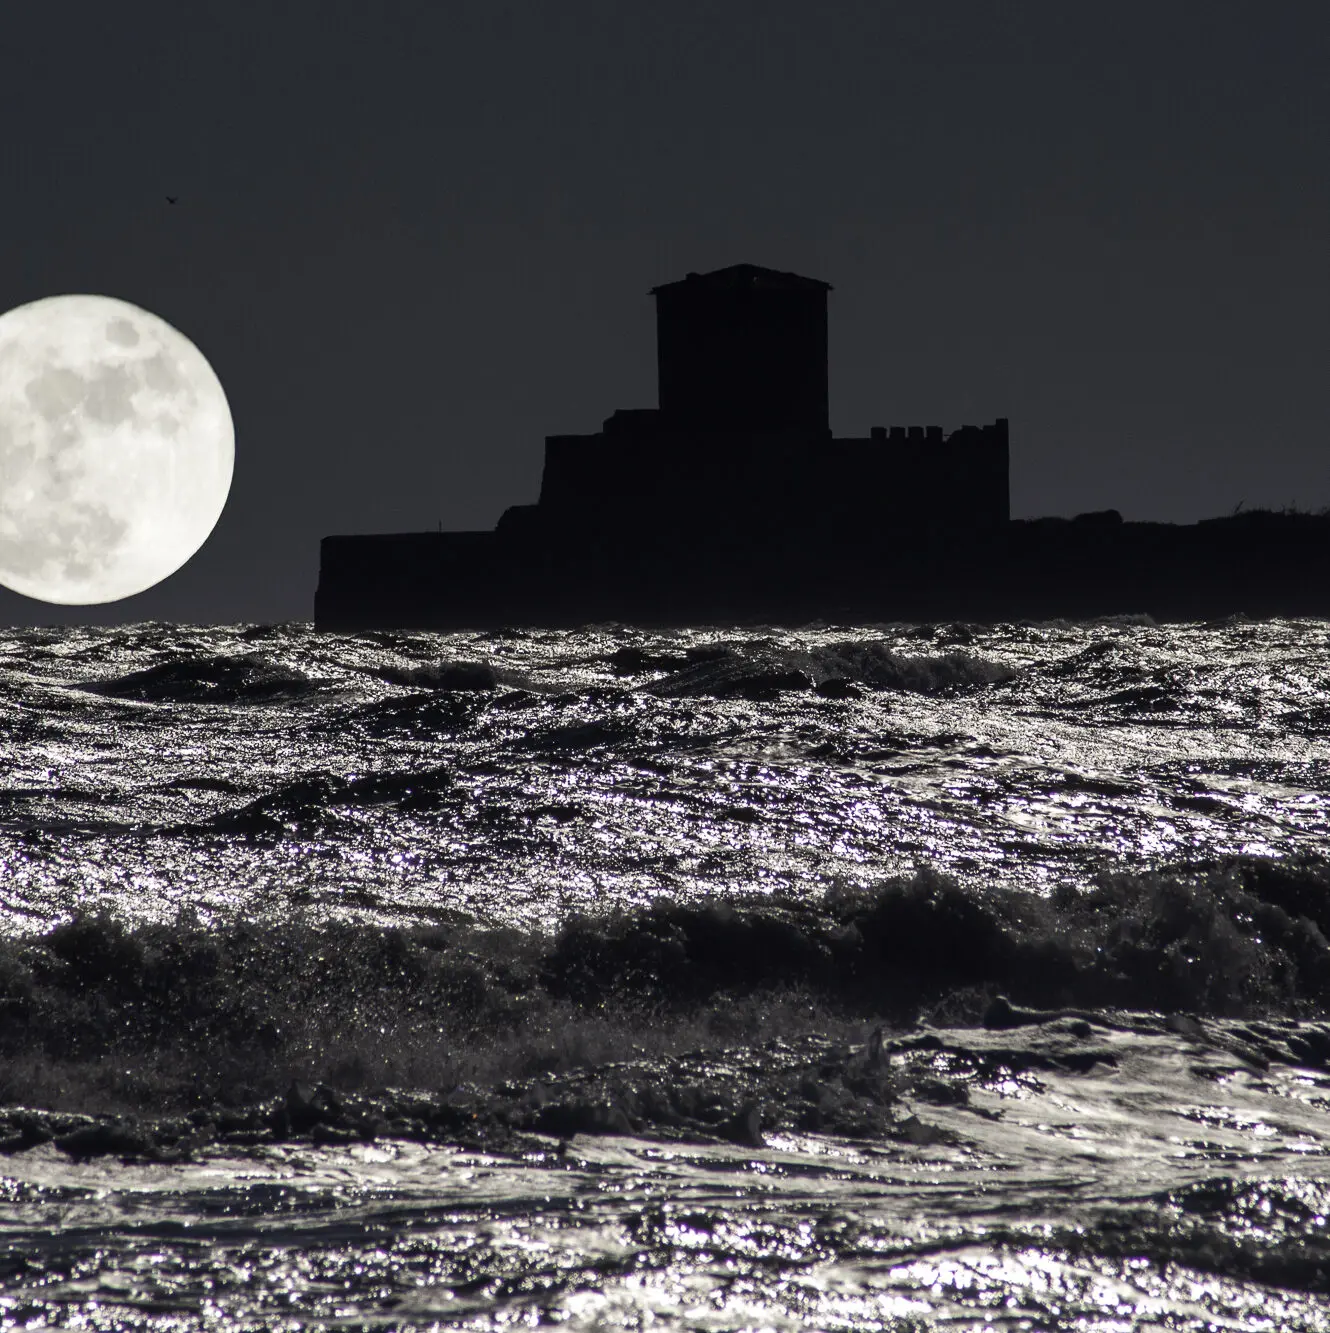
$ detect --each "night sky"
[2,1,1326,625]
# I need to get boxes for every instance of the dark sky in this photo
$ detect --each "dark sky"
[2,1,1327,624]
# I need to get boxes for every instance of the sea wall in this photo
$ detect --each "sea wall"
[314,509,1330,630]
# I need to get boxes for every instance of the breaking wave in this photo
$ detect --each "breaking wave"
[636,640,1017,698]
[373,659,527,691]
[4,856,1328,1113]
[84,654,321,704]
[5,619,1330,1327]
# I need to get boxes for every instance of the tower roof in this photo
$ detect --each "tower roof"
[648,263,832,296]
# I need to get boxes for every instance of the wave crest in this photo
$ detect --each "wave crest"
[85,655,319,703]
[638,641,1016,699]
[3,857,1327,1085]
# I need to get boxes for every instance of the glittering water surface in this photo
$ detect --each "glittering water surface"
[2,615,1330,1328]
[4,1034,1330,1330]
[2,616,1328,931]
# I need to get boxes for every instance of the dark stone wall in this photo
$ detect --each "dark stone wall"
[805,421,1008,548]
[538,418,1009,551]
[315,532,514,630]
[1001,509,1330,620]
[315,509,1330,630]
[539,429,809,535]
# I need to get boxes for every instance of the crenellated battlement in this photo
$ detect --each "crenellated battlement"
[868,423,1002,446]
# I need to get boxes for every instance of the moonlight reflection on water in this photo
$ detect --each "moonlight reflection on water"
[0,616,1326,933]
[0,615,1328,1328]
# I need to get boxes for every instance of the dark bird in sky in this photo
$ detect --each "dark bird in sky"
[165,196,178,205]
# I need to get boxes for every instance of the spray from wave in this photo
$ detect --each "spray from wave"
[3,856,1327,1116]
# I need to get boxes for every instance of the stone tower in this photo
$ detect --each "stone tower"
[649,264,832,437]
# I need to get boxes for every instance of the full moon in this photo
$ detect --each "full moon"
[0,295,233,604]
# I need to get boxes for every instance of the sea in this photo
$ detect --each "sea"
[1,615,1330,1330]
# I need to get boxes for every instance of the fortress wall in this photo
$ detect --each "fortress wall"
[540,430,813,527]
[1000,512,1330,619]
[811,422,1008,543]
[539,434,616,510]
[942,422,1009,533]
[314,512,1330,629]
[315,531,512,630]
[540,420,1010,553]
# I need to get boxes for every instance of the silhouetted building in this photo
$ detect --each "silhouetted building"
[317,263,1014,627]
[653,265,831,436]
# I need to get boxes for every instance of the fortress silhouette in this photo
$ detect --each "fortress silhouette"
[316,264,1330,628]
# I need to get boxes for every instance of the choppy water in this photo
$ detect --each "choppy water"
[2,615,1330,1329]
[3,616,1329,931]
